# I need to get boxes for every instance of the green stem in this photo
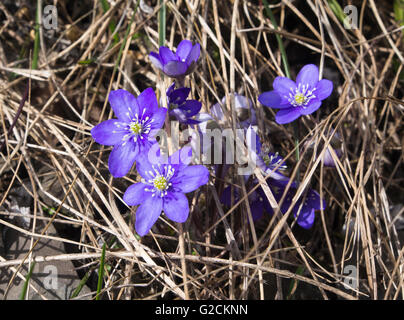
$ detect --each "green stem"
[19,262,36,300]
[263,0,300,181]
[95,243,107,300]
[262,0,290,78]
[32,0,41,70]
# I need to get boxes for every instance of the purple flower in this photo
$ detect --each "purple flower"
[166,83,202,124]
[276,187,326,229]
[245,126,326,228]
[258,64,333,124]
[211,94,257,129]
[91,88,167,178]
[123,146,209,236]
[149,40,200,78]
[323,147,342,167]
[221,183,273,221]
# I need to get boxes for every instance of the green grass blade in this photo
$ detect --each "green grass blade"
[19,262,36,300]
[327,0,348,25]
[32,0,41,70]
[95,243,107,300]
[70,270,91,299]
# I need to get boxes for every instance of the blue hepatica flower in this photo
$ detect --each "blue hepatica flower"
[211,94,257,129]
[91,88,167,178]
[166,82,202,124]
[276,187,326,229]
[149,39,200,78]
[245,126,325,228]
[123,146,209,236]
[258,64,333,124]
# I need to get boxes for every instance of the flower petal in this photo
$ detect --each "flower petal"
[163,192,189,223]
[108,89,139,122]
[296,64,319,88]
[275,108,301,124]
[175,40,193,61]
[171,165,209,193]
[234,94,252,110]
[91,119,127,146]
[210,102,225,122]
[168,87,190,105]
[149,107,167,132]
[135,196,163,236]
[315,79,333,100]
[186,43,200,65]
[179,100,202,117]
[273,77,297,97]
[305,189,326,211]
[123,182,151,206]
[163,61,189,77]
[295,207,315,229]
[185,118,201,125]
[159,46,176,64]
[166,82,176,97]
[258,91,284,109]
[137,88,158,116]
[323,148,342,167]
[135,150,156,179]
[195,112,213,124]
[149,52,163,70]
[267,171,292,188]
[170,108,188,123]
[167,146,193,169]
[299,99,322,115]
[220,186,239,207]
[108,141,139,177]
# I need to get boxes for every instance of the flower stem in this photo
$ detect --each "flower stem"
[32,0,41,71]
[263,0,300,181]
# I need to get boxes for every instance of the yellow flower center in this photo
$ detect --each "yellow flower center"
[153,175,168,191]
[130,122,142,135]
[294,93,305,106]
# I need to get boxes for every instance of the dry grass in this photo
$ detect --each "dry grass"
[0,0,403,300]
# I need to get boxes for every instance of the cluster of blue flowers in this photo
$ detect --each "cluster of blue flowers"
[92,40,209,236]
[221,126,326,229]
[91,38,337,236]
